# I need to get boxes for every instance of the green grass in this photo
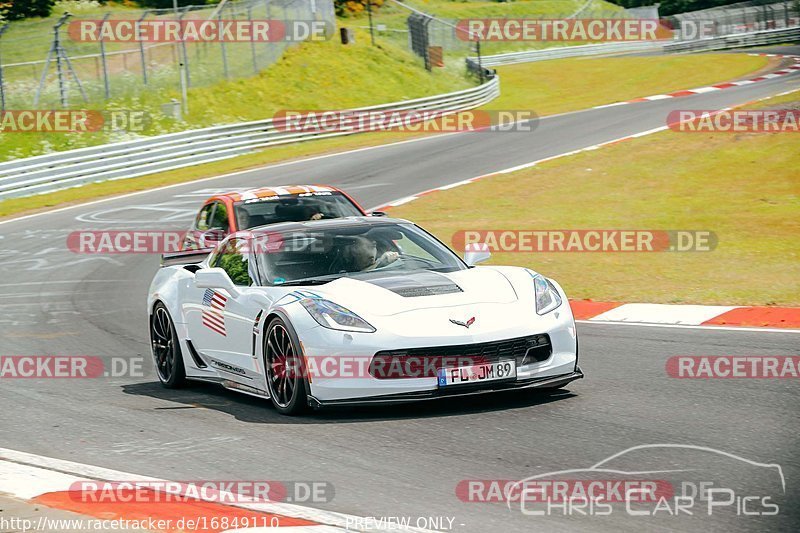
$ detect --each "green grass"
[0,53,774,222]
[388,92,800,306]
[488,53,771,115]
[0,28,471,160]
[365,0,627,57]
[0,0,627,159]
[0,1,140,65]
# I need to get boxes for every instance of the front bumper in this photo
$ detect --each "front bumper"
[307,367,583,408]
[291,289,579,402]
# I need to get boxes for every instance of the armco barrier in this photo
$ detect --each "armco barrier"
[664,26,800,53]
[470,41,667,67]
[0,76,499,200]
[470,25,800,67]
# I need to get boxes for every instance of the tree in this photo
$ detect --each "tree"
[137,0,210,9]
[335,0,383,17]
[606,0,749,17]
[1,0,56,21]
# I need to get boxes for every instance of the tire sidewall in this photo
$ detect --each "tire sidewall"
[263,316,308,415]
[150,302,186,388]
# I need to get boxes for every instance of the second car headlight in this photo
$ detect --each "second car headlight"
[532,274,562,315]
[300,298,376,333]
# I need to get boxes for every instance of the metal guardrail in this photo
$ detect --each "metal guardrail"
[664,25,800,52]
[470,41,667,67]
[0,77,500,200]
[470,25,799,66]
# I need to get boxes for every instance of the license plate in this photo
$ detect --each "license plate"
[437,360,516,387]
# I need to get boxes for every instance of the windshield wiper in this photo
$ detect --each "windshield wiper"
[276,277,333,286]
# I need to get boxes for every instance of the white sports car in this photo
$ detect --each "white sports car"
[148,216,582,414]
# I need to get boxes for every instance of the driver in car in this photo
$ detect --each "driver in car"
[343,236,399,271]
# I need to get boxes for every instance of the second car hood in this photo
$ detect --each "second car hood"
[308,267,518,317]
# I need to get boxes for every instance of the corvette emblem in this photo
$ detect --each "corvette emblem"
[449,317,476,328]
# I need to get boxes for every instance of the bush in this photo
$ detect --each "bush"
[335,0,383,17]
[136,0,214,8]
[1,0,57,20]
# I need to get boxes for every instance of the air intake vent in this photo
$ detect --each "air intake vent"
[393,284,463,297]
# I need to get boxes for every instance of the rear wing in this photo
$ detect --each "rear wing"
[161,248,214,267]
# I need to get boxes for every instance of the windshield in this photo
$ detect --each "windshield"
[255,223,467,286]
[234,192,363,229]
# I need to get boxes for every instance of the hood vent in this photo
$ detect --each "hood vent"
[362,271,463,298]
[393,284,463,298]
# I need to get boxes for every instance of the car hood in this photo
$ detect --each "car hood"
[302,267,518,317]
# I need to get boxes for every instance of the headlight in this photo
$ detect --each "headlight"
[532,274,562,315]
[300,298,376,333]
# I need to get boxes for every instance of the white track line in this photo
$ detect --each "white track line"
[0,447,433,533]
[577,320,800,334]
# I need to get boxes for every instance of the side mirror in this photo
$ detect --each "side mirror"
[464,242,491,266]
[195,268,240,298]
[369,211,387,217]
[198,228,226,248]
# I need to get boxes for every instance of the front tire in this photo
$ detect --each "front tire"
[264,317,308,415]
[150,302,186,388]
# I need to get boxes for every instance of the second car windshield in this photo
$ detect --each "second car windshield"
[255,223,466,286]
[234,192,362,229]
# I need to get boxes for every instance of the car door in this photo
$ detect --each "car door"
[186,237,264,387]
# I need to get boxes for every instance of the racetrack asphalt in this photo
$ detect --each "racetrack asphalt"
[1,49,798,532]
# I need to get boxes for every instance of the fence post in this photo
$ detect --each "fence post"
[173,1,189,115]
[99,13,111,99]
[248,5,258,74]
[138,10,150,85]
[219,7,230,79]
[178,10,192,88]
[34,14,86,108]
[0,24,9,111]
[367,0,376,46]
[54,15,69,107]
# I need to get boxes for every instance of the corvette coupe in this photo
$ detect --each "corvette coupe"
[148,216,582,414]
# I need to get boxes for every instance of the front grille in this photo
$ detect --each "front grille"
[370,334,551,379]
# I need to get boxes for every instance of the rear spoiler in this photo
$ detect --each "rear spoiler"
[161,248,214,267]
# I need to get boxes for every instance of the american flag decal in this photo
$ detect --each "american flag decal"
[202,289,227,336]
